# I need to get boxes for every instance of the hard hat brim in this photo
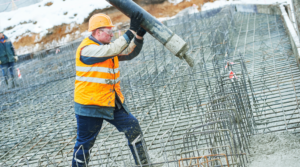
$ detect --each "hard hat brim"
[88,25,115,32]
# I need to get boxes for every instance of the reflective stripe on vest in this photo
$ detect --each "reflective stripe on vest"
[76,66,120,74]
[75,76,121,84]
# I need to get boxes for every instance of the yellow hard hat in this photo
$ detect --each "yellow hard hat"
[88,13,115,32]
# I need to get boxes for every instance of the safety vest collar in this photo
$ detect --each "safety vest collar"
[89,35,103,45]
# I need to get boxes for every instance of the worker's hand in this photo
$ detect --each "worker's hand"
[130,12,144,32]
[14,56,18,62]
[136,27,147,37]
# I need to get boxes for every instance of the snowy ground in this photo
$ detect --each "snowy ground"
[248,132,300,167]
[0,0,111,43]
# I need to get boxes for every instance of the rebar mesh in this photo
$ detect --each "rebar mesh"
[1,4,300,167]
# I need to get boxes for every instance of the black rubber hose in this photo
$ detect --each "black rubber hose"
[106,0,194,67]
[106,0,174,44]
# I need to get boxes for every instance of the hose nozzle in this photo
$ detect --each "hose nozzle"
[182,53,194,67]
[165,34,194,67]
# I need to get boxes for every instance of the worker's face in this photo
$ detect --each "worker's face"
[98,28,113,44]
[0,33,3,39]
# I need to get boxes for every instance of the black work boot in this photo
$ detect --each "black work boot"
[134,140,151,167]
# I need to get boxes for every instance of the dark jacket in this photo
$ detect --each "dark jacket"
[0,35,16,64]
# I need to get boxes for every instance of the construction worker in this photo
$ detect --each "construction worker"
[0,30,18,87]
[72,12,148,167]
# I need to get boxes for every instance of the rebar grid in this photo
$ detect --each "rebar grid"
[0,4,300,167]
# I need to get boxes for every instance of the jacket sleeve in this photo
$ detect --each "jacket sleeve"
[5,38,16,56]
[80,35,129,65]
[10,42,16,56]
[118,38,143,61]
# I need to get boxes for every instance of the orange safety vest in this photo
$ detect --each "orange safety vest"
[74,37,124,107]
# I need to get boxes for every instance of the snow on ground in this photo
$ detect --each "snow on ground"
[168,0,184,5]
[0,0,111,42]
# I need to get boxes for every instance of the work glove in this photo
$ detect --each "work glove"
[130,12,144,32]
[136,27,147,37]
[14,56,18,62]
